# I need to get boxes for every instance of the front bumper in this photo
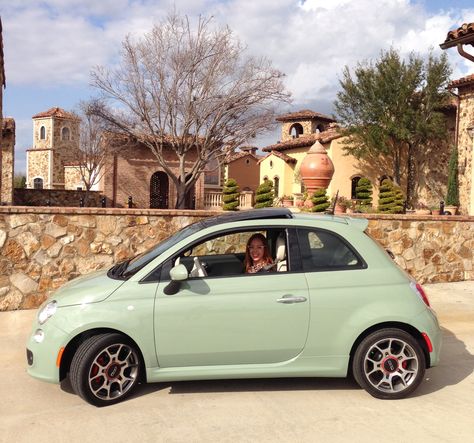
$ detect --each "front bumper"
[26,321,70,384]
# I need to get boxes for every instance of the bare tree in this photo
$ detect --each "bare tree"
[71,102,110,202]
[90,13,290,208]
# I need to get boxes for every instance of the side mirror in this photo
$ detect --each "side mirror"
[164,264,188,295]
[170,264,189,281]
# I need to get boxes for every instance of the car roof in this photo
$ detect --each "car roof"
[200,208,293,228]
[200,208,368,232]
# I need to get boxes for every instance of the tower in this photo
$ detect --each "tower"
[276,109,336,143]
[26,107,80,189]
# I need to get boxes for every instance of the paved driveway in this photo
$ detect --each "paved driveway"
[1,282,473,443]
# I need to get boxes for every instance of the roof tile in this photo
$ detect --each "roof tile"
[32,107,78,120]
[262,125,342,152]
[276,109,336,123]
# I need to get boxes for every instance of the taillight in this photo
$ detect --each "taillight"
[410,282,430,307]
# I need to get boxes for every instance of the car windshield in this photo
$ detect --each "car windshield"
[121,219,205,277]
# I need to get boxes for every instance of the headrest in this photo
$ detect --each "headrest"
[275,235,286,261]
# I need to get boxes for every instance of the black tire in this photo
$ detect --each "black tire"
[352,328,426,399]
[70,333,141,407]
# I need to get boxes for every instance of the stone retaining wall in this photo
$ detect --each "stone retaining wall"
[1,207,473,310]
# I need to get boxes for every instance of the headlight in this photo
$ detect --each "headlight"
[38,300,57,325]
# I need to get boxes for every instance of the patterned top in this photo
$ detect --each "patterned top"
[247,261,272,274]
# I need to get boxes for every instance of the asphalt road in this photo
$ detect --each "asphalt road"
[1,281,473,443]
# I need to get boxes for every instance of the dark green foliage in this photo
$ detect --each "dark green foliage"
[311,188,330,212]
[222,178,240,211]
[446,146,459,206]
[356,177,372,207]
[254,179,274,208]
[378,179,405,213]
[334,48,452,207]
[14,174,26,189]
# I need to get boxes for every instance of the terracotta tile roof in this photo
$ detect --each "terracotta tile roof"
[276,109,336,123]
[448,73,474,89]
[262,124,342,152]
[441,22,474,49]
[225,150,260,164]
[2,117,15,131]
[257,150,297,165]
[32,107,78,120]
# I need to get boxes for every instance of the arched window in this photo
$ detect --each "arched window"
[289,123,304,138]
[274,176,280,197]
[61,127,70,141]
[351,176,361,199]
[33,177,44,189]
[316,124,325,133]
[40,126,46,140]
[379,175,393,186]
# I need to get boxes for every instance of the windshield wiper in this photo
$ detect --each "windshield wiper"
[108,260,130,279]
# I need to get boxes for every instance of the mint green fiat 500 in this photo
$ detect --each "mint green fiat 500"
[27,209,441,406]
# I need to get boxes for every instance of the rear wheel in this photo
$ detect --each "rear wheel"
[70,333,141,407]
[352,328,425,399]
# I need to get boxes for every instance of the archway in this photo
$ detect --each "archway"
[150,171,169,209]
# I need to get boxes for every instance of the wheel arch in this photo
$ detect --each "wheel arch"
[348,321,430,375]
[60,328,147,382]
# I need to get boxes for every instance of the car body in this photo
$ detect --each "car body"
[27,208,441,406]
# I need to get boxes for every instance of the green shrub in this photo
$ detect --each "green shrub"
[254,179,274,208]
[378,179,405,213]
[222,178,240,211]
[356,177,372,207]
[311,188,330,212]
[446,146,459,206]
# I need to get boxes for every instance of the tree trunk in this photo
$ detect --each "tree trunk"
[175,181,187,209]
[406,142,416,209]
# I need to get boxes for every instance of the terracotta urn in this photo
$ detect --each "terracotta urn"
[300,140,335,194]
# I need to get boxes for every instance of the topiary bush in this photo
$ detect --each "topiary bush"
[392,184,405,213]
[254,179,274,208]
[311,188,330,212]
[356,177,372,208]
[378,179,405,213]
[446,146,459,207]
[222,178,240,211]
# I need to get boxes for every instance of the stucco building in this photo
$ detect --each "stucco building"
[224,146,261,193]
[260,109,455,209]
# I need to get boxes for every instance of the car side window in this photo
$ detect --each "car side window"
[297,228,364,271]
[157,229,289,281]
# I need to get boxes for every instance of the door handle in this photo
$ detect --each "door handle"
[276,296,307,304]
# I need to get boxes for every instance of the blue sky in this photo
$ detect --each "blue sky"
[2,0,474,173]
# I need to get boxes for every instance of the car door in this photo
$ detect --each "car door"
[153,229,310,368]
[296,227,368,357]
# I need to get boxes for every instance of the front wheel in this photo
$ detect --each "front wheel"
[70,333,142,407]
[352,328,426,399]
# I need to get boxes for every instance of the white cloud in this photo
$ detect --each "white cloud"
[4,0,474,170]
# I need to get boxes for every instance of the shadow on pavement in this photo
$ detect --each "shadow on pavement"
[134,377,359,398]
[414,326,474,397]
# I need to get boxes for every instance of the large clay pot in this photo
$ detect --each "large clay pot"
[300,140,335,194]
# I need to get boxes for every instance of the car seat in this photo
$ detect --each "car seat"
[275,234,287,272]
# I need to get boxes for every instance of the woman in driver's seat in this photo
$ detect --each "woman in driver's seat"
[244,233,273,273]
